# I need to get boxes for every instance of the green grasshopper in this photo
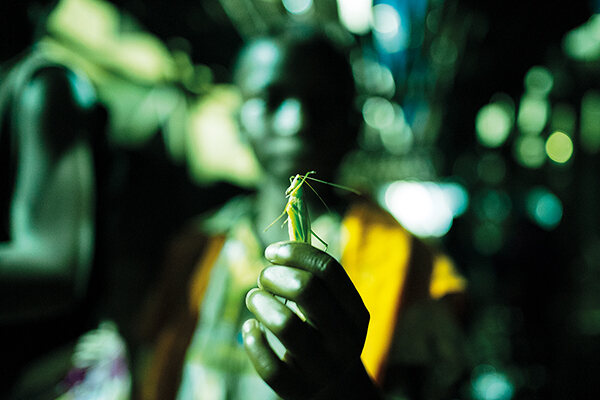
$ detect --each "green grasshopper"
[265,171,359,322]
[266,171,360,249]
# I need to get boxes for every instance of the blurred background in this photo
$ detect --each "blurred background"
[2,0,600,398]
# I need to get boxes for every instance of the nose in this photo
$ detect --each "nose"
[271,98,304,137]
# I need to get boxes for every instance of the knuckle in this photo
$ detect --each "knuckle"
[277,310,303,338]
[306,250,335,276]
[295,272,318,301]
[261,361,284,386]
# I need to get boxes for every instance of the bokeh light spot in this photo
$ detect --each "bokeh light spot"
[380,104,414,155]
[282,0,313,15]
[471,366,514,400]
[545,131,573,164]
[517,95,549,135]
[514,135,545,168]
[372,4,400,35]
[476,103,513,148]
[352,59,396,98]
[524,66,554,96]
[336,0,373,35]
[443,182,469,217]
[362,97,395,129]
[372,4,406,53]
[382,181,467,238]
[563,14,600,61]
[526,187,563,230]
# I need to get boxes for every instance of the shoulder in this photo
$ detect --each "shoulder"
[23,64,98,120]
[343,199,409,232]
[6,49,98,115]
[196,195,255,236]
[15,59,104,152]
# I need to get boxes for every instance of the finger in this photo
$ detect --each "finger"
[265,241,369,334]
[241,319,308,399]
[259,265,364,357]
[245,288,334,382]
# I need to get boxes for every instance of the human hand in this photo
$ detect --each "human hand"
[242,241,381,399]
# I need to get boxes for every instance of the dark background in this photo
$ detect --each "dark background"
[2,0,599,398]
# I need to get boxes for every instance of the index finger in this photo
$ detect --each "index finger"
[264,241,369,333]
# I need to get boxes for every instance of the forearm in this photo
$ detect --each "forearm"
[0,242,85,322]
[1,142,96,320]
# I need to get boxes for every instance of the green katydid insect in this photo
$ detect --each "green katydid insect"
[265,171,360,248]
[264,171,359,322]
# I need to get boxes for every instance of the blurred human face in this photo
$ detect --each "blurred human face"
[236,39,350,180]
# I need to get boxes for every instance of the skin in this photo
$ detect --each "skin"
[235,35,357,244]
[0,67,103,321]
[235,34,383,399]
[243,242,380,399]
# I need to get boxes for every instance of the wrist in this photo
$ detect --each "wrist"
[314,360,382,400]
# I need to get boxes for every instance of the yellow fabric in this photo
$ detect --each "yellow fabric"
[142,326,177,400]
[430,254,467,299]
[189,235,226,314]
[341,203,466,382]
[143,235,226,400]
[341,203,412,382]
[165,201,466,393]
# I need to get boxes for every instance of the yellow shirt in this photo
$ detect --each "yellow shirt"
[341,202,466,382]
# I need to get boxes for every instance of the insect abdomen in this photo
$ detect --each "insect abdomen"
[286,196,311,244]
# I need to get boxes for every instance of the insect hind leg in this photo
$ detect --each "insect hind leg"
[311,229,329,251]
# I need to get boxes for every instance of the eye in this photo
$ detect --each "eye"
[239,98,267,137]
[273,98,303,136]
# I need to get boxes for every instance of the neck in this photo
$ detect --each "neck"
[254,174,292,245]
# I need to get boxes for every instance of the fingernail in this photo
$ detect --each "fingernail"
[264,243,280,260]
[265,242,293,261]
[245,288,260,308]
[242,318,258,334]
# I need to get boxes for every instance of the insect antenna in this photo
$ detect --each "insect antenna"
[305,180,331,210]
[305,176,361,195]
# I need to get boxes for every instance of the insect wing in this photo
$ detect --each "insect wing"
[286,194,311,244]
